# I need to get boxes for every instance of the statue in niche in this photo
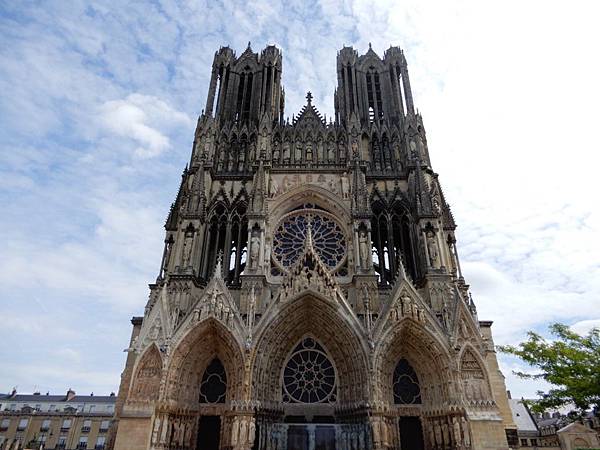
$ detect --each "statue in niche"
[341,172,350,199]
[249,233,260,269]
[317,140,324,161]
[426,230,440,269]
[249,142,256,161]
[327,140,335,161]
[238,146,246,172]
[409,139,418,160]
[272,141,280,162]
[295,141,303,162]
[218,145,226,171]
[181,231,194,267]
[283,141,291,162]
[358,229,370,269]
[351,140,359,159]
[305,142,313,161]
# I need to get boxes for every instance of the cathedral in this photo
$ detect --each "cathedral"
[111,44,517,450]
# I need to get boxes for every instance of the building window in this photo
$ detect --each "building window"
[0,418,9,431]
[40,419,51,431]
[107,405,114,413]
[531,439,538,446]
[95,436,106,450]
[521,438,528,446]
[35,403,41,411]
[58,436,67,449]
[9,404,16,411]
[17,418,28,431]
[38,434,47,444]
[61,419,71,432]
[88,405,95,413]
[78,436,88,449]
[82,419,92,432]
[49,404,56,411]
[99,420,110,432]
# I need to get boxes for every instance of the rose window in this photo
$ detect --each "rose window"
[272,209,346,271]
[282,338,337,404]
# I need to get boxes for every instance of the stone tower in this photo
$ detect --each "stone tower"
[112,44,517,450]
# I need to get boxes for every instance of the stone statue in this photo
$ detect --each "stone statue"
[327,141,335,161]
[273,142,280,162]
[247,285,256,331]
[283,141,291,161]
[461,417,471,447]
[295,141,302,162]
[250,234,260,269]
[426,230,440,269]
[351,140,359,159]
[341,172,350,199]
[305,142,313,161]
[269,176,279,197]
[359,230,370,269]
[181,232,193,267]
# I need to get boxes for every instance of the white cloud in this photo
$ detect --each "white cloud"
[99,94,192,158]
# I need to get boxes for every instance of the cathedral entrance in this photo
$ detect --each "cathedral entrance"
[197,415,221,450]
[399,416,424,450]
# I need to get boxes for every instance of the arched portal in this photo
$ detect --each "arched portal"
[252,294,370,449]
[375,320,455,450]
[151,319,244,450]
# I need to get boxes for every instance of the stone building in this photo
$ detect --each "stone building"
[0,389,114,449]
[112,44,518,450]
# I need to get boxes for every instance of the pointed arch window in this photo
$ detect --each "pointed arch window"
[282,337,337,404]
[393,358,421,404]
[199,358,227,404]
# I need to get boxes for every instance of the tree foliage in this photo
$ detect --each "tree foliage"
[498,323,600,414]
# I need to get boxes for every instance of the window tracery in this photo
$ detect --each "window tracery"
[282,338,337,404]
[393,358,421,405]
[272,209,346,272]
[199,358,227,404]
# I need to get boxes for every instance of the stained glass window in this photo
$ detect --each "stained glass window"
[200,358,227,403]
[393,358,421,404]
[282,338,337,404]
[272,209,346,271]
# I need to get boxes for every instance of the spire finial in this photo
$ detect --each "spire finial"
[306,91,313,104]
[247,41,251,49]
[369,42,372,50]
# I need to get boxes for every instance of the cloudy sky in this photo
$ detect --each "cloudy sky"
[1,0,599,399]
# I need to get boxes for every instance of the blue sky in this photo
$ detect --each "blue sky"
[1,0,599,398]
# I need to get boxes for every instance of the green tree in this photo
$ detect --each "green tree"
[498,323,600,415]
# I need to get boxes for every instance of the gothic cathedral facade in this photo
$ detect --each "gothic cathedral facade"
[112,44,517,450]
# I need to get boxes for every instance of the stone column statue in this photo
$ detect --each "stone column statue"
[426,230,440,269]
[181,231,194,268]
[359,229,370,269]
[250,234,260,269]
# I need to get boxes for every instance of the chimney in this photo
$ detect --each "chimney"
[66,389,76,401]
